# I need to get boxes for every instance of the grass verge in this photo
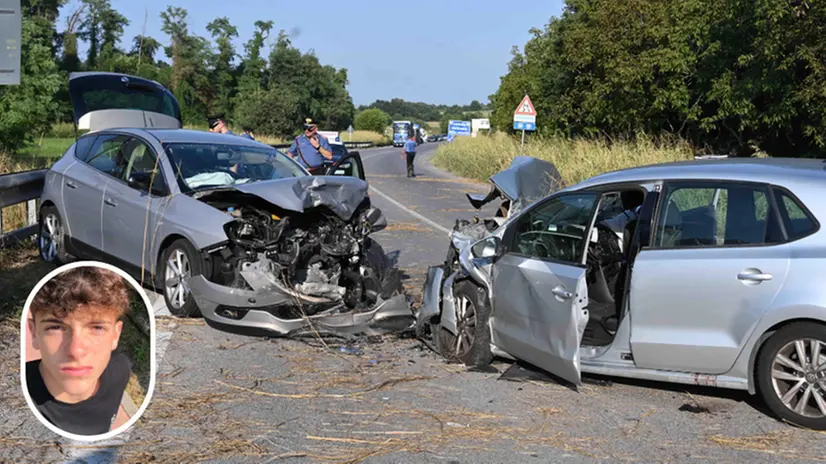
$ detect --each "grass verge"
[432,132,695,186]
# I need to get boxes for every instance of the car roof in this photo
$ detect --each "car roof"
[104,128,272,148]
[572,157,826,192]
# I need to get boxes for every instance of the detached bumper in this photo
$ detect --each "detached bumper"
[188,276,414,337]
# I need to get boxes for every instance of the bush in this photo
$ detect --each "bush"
[49,122,76,138]
[354,108,391,133]
[432,132,695,185]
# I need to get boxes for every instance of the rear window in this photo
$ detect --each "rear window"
[773,189,818,240]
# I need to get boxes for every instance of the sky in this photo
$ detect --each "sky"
[58,0,566,107]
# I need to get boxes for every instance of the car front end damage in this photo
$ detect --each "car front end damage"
[417,156,566,359]
[184,176,414,337]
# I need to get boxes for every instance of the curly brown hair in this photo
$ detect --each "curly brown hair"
[30,266,131,322]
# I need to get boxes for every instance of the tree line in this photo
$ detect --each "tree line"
[488,0,826,157]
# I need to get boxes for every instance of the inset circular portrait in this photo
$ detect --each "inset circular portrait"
[20,261,156,441]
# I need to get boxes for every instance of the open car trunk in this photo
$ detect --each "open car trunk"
[69,72,182,133]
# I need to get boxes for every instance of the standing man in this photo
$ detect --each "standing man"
[402,132,418,178]
[207,115,234,135]
[240,126,255,140]
[288,118,333,174]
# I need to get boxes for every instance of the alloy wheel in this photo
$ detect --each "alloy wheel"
[39,213,60,262]
[453,294,477,358]
[771,338,826,418]
[165,249,191,310]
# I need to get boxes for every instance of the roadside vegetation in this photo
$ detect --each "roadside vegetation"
[433,132,695,185]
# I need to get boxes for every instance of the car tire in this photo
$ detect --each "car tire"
[38,205,72,264]
[436,280,493,368]
[756,322,826,430]
[159,238,204,318]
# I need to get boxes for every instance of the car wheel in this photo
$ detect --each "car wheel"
[436,280,493,367]
[757,322,826,430]
[159,238,203,318]
[38,206,72,264]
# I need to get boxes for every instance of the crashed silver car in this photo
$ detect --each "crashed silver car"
[38,72,412,337]
[420,156,826,429]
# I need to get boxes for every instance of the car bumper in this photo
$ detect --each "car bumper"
[188,275,414,337]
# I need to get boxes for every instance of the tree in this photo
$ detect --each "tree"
[206,17,238,117]
[354,108,391,133]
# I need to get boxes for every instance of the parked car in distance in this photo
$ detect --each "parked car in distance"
[420,155,826,430]
[38,71,412,338]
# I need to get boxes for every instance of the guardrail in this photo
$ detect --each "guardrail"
[0,169,47,248]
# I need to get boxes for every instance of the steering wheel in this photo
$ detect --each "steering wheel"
[215,165,241,179]
[518,230,581,260]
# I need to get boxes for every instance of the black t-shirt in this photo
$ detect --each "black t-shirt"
[26,351,132,436]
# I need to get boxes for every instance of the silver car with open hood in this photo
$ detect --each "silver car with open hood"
[38,72,412,337]
[419,155,826,430]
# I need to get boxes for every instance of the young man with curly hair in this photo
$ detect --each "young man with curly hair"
[25,266,133,436]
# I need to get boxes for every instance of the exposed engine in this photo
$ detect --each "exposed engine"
[199,191,397,317]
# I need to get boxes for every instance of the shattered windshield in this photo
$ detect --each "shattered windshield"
[163,142,308,192]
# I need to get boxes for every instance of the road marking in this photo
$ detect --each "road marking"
[368,184,451,235]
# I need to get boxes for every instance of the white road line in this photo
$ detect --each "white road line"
[368,184,451,235]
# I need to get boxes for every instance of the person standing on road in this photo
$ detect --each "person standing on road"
[288,118,333,174]
[207,115,234,135]
[240,126,255,140]
[402,132,418,177]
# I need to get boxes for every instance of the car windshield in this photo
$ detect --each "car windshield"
[163,142,308,192]
[331,144,347,158]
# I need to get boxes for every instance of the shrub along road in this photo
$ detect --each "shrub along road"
[1,143,824,463]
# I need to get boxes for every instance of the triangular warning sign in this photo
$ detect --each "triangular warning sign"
[514,95,536,116]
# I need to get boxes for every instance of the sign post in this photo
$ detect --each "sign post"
[513,94,537,148]
[447,120,471,140]
[347,124,354,142]
[0,0,21,85]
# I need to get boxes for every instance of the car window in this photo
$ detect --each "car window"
[73,135,98,161]
[120,137,168,192]
[163,142,308,192]
[510,193,598,264]
[654,182,783,248]
[84,134,130,177]
[331,144,347,158]
[773,189,817,240]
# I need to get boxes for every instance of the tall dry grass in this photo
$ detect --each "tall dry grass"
[432,132,695,185]
[0,152,43,234]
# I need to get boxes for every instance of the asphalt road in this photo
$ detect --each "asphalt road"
[2,142,825,463]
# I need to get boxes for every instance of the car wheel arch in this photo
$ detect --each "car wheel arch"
[155,234,199,285]
[748,317,826,395]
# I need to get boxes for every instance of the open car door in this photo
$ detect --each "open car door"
[69,72,182,133]
[487,192,598,386]
[323,151,366,181]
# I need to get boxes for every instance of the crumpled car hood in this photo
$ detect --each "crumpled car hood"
[195,175,370,221]
[490,156,565,209]
[468,156,565,215]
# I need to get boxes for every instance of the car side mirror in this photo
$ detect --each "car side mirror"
[471,236,505,260]
[349,150,360,157]
[128,171,167,196]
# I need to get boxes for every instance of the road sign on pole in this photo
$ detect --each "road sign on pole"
[447,120,471,137]
[513,94,537,147]
[347,124,354,141]
[0,0,21,85]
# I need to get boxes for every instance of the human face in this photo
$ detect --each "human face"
[304,125,317,137]
[29,306,123,404]
[210,121,226,133]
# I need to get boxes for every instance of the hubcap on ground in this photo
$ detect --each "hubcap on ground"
[39,213,60,261]
[454,294,477,358]
[771,338,826,418]
[165,249,191,310]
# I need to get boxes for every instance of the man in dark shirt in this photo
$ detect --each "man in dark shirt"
[25,266,133,436]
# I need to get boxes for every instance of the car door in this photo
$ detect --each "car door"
[101,136,171,277]
[489,191,600,386]
[324,151,366,181]
[629,180,791,374]
[60,134,126,256]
